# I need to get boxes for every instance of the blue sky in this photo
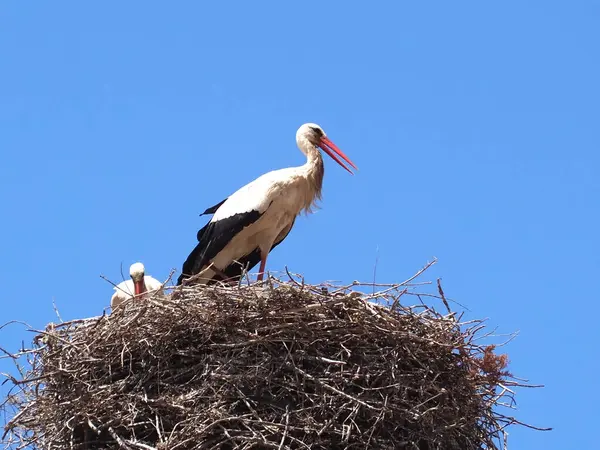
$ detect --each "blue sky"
[1,1,598,447]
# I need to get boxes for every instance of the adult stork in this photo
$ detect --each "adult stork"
[111,262,163,309]
[177,123,357,286]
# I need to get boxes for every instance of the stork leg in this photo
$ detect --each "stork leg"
[257,253,268,281]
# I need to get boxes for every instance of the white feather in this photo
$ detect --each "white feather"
[212,167,300,220]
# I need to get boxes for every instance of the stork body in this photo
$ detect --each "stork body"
[177,123,357,286]
[111,262,163,309]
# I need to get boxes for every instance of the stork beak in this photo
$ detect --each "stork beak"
[319,137,358,175]
[133,279,145,296]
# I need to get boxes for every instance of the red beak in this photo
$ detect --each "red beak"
[319,136,358,175]
[133,279,146,296]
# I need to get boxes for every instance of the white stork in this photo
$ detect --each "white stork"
[177,123,357,285]
[111,262,163,309]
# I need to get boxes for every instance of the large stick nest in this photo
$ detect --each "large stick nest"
[1,266,545,449]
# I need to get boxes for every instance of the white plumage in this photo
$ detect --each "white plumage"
[177,123,357,285]
[111,262,164,309]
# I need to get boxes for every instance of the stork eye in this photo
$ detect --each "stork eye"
[310,127,323,137]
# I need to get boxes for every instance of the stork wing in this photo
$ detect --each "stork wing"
[179,208,264,285]
[178,169,289,285]
[197,198,229,241]
[200,198,228,216]
[219,217,296,282]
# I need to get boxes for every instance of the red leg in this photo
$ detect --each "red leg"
[257,253,268,281]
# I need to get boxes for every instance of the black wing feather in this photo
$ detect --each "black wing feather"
[200,198,228,216]
[177,210,263,285]
[215,218,296,283]
[179,216,296,285]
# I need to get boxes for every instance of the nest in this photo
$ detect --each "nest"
[1,265,547,449]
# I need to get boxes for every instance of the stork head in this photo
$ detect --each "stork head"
[129,262,147,296]
[296,123,358,174]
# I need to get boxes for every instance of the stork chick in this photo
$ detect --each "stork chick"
[111,262,163,309]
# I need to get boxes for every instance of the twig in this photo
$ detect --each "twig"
[293,366,378,411]
[437,278,452,315]
[107,427,134,449]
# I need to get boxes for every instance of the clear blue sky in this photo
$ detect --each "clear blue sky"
[1,1,598,447]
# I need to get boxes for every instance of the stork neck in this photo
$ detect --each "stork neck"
[297,138,323,172]
[295,139,324,213]
[303,144,323,171]
[133,279,146,296]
